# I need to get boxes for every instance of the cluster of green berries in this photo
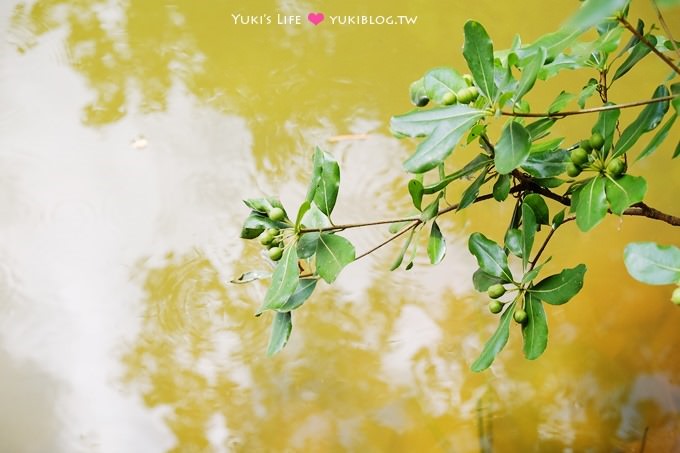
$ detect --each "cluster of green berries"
[486,284,527,324]
[441,75,480,106]
[259,207,286,261]
[566,132,626,179]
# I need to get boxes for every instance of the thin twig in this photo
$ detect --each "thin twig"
[651,0,680,61]
[354,220,420,261]
[529,216,575,270]
[500,94,678,118]
[299,216,420,234]
[618,15,680,75]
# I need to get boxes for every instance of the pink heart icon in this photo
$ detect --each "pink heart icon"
[307,12,324,25]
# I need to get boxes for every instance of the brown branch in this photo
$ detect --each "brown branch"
[623,202,680,226]
[354,221,419,261]
[500,95,678,119]
[618,15,680,75]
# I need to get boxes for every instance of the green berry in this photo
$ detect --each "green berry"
[671,287,680,305]
[268,246,283,261]
[416,96,429,107]
[463,74,474,86]
[589,132,605,150]
[580,140,593,153]
[456,87,473,104]
[566,163,582,177]
[606,158,625,178]
[513,309,528,324]
[571,148,589,166]
[266,228,279,236]
[259,231,275,246]
[441,91,457,105]
[268,207,285,222]
[467,86,480,102]
[487,284,506,299]
[489,300,503,314]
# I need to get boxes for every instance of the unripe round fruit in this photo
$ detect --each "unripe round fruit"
[606,158,625,178]
[268,207,285,222]
[513,309,528,324]
[259,231,275,246]
[442,91,457,105]
[487,284,506,299]
[489,300,503,314]
[566,163,582,177]
[580,140,593,153]
[266,228,279,237]
[571,148,589,166]
[589,132,605,150]
[268,246,283,261]
[416,96,429,107]
[467,86,480,102]
[671,287,680,305]
[463,74,474,86]
[456,87,473,104]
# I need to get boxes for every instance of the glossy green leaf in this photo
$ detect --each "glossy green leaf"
[525,118,556,141]
[278,279,317,312]
[295,201,311,231]
[421,193,442,221]
[522,203,537,270]
[427,221,446,265]
[458,167,489,210]
[613,85,670,158]
[504,228,523,258]
[423,154,491,194]
[673,140,680,159]
[564,0,628,33]
[522,292,548,360]
[473,269,504,291]
[296,232,319,259]
[494,121,531,174]
[529,137,564,154]
[391,227,417,271]
[316,233,355,283]
[240,212,288,239]
[267,312,292,356]
[523,194,550,225]
[521,149,569,178]
[612,35,656,82]
[391,105,486,173]
[471,301,516,372]
[463,21,497,101]
[530,264,587,305]
[258,246,300,314]
[313,150,341,216]
[468,232,513,282]
[671,83,680,115]
[548,91,576,113]
[514,47,546,103]
[552,209,566,228]
[243,198,273,214]
[301,204,331,229]
[624,242,680,285]
[306,147,324,203]
[575,176,608,232]
[636,113,677,161]
[605,175,647,215]
[424,67,467,103]
[592,105,620,156]
[578,79,598,108]
[493,174,511,201]
[617,19,643,57]
[408,179,424,211]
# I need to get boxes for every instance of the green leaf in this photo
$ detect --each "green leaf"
[424,67,467,103]
[636,113,677,162]
[471,301,516,372]
[612,35,656,82]
[296,232,319,259]
[458,167,489,210]
[604,175,647,215]
[267,312,292,356]
[301,204,331,229]
[391,227,417,271]
[240,212,288,239]
[514,47,546,103]
[473,269,504,291]
[617,19,643,57]
[316,234,355,283]
[427,221,446,265]
[295,201,311,231]
[613,85,671,158]
[531,264,587,305]
[258,246,300,314]
[671,83,680,115]
[306,147,324,203]
[523,194,550,225]
[674,140,680,159]
[409,78,428,107]
[522,292,548,360]
[522,259,551,285]
[244,198,273,213]
[564,0,628,33]
[552,209,566,228]
[408,179,424,211]
[592,105,620,156]
[391,105,486,173]
[521,149,569,178]
[493,174,511,201]
[463,20,497,101]
[504,228,523,258]
[468,232,513,282]
[529,137,564,154]
[421,193,442,221]
[624,242,680,285]
[278,279,317,312]
[578,79,599,108]
[548,91,576,114]
[423,154,491,194]
[525,118,556,141]
[522,203,537,270]
[313,150,341,216]
[575,176,608,232]
[494,121,531,174]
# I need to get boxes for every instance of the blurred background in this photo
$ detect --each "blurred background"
[0,0,679,451]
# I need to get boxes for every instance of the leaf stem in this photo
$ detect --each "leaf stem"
[354,220,420,261]
[529,216,575,271]
[500,94,678,118]
[618,15,680,76]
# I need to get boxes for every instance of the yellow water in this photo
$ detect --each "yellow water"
[1,0,680,451]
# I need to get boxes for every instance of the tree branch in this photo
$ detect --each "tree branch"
[623,202,680,226]
[499,94,678,118]
[618,15,680,76]
[651,0,680,62]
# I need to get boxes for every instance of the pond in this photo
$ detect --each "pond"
[1,0,679,451]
